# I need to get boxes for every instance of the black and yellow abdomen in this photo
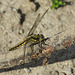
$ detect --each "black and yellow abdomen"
[9,40,26,51]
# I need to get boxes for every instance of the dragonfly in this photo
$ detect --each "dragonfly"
[9,8,49,53]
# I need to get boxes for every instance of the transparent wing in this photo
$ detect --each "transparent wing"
[28,14,40,36]
[28,8,49,36]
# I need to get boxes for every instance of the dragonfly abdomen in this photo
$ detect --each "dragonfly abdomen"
[9,41,26,51]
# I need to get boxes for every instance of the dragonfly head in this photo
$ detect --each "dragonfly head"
[38,34,45,41]
[38,34,49,43]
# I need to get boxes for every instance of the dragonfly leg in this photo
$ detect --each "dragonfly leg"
[29,42,38,47]
[23,43,27,63]
[41,37,49,46]
[29,42,40,54]
[29,43,35,55]
[42,41,49,46]
[39,41,42,48]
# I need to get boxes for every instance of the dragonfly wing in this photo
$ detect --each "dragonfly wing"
[28,14,40,36]
[28,8,49,36]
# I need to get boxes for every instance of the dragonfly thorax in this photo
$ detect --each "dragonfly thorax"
[27,34,45,42]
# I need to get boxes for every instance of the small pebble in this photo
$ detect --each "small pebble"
[11,7,17,11]
[18,29,24,34]
[9,41,12,43]
[24,68,31,73]
[50,71,59,75]
[65,62,68,66]
[61,72,66,75]
[10,1,16,4]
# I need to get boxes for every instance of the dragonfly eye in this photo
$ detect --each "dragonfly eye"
[39,34,45,40]
[37,34,40,36]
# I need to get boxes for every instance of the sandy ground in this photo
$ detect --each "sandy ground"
[0,0,75,75]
